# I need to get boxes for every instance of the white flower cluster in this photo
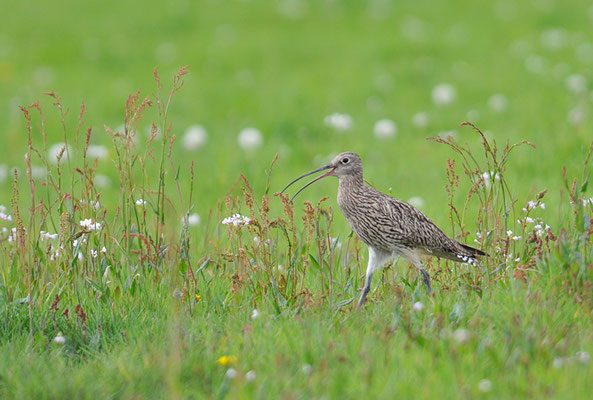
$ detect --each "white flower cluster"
[80,219,102,231]
[0,212,12,221]
[481,171,500,188]
[324,113,353,131]
[40,231,58,241]
[506,230,522,241]
[523,200,545,211]
[222,214,251,227]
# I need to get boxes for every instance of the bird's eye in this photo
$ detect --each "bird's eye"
[341,157,350,164]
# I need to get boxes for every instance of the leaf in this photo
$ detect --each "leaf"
[581,176,589,193]
[308,254,321,271]
[334,297,354,307]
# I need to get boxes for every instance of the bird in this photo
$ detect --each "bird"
[281,151,485,308]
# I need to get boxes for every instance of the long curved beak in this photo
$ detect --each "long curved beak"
[281,163,336,203]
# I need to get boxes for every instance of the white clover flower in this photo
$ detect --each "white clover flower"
[506,230,513,236]
[512,235,522,241]
[135,198,147,206]
[411,112,429,128]
[79,219,102,231]
[431,83,457,106]
[87,145,108,160]
[183,125,208,150]
[413,301,424,312]
[488,94,508,112]
[373,119,397,139]
[245,370,256,381]
[302,363,313,375]
[222,214,251,227]
[53,333,66,344]
[478,379,492,393]
[31,165,47,179]
[40,231,58,241]
[565,74,587,94]
[225,368,238,379]
[238,127,263,150]
[324,113,353,131]
[453,328,470,343]
[187,213,201,226]
[48,143,71,164]
[94,174,111,188]
[407,196,425,209]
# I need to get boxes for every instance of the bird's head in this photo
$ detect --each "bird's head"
[281,151,363,202]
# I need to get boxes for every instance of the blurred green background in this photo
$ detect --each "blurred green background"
[1,0,591,229]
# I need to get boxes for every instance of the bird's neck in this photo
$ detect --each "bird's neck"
[338,174,364,192]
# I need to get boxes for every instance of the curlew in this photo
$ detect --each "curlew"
[282,152,485,308]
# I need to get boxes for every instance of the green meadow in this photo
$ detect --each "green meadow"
[1,0,592,398]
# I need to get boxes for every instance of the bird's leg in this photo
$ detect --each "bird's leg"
[401,248,433,295]
[419,268,432,294]
[356,271,373,309]
[357,247,392,308]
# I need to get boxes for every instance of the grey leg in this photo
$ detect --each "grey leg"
[400,248,432,294]
[356,272,373,309]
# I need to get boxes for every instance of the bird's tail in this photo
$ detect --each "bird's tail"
[459,243,486,257]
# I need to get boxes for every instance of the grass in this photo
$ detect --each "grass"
[1,0,593,398]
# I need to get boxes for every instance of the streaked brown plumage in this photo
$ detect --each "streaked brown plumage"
[282,151,484,308]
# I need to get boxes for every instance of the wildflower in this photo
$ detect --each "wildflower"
[373,119,397,139]
[187,213,201,226]
[245,370,256,381]
[80,219,102,231]
[324,113,353,131]
[412,112,429,128]
[512,235,522,241]
[453,328,470,343]
[302,363,313,375]
[238,127,263,150]
[86,144,108,160]
[94,174,111,188]
[431,83,457,106]
[478,379,492,392]
[481,171,500,188]
[195,293,201,301]
[413,301,424,312]
[48,143,71,164]
[251,309,259,319]
[7,227,17,243]
[222,214,251,227]
[183,125,208,150]
[40,231,58,241]
[135,198,147,206]
[407,196,425,209]
[565,74,587,94]
[90,249,98,258]
[217,355,238,366]
[488,94,508,112]
[53,333,66,344]
[576,351,590,364]
[225,368,238,379]
[0,212,12,221]
[80,199,100,209]
[100,246,107,253]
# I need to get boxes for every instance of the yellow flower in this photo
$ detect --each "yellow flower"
[195,293,201,301]
[217,355,238,366]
